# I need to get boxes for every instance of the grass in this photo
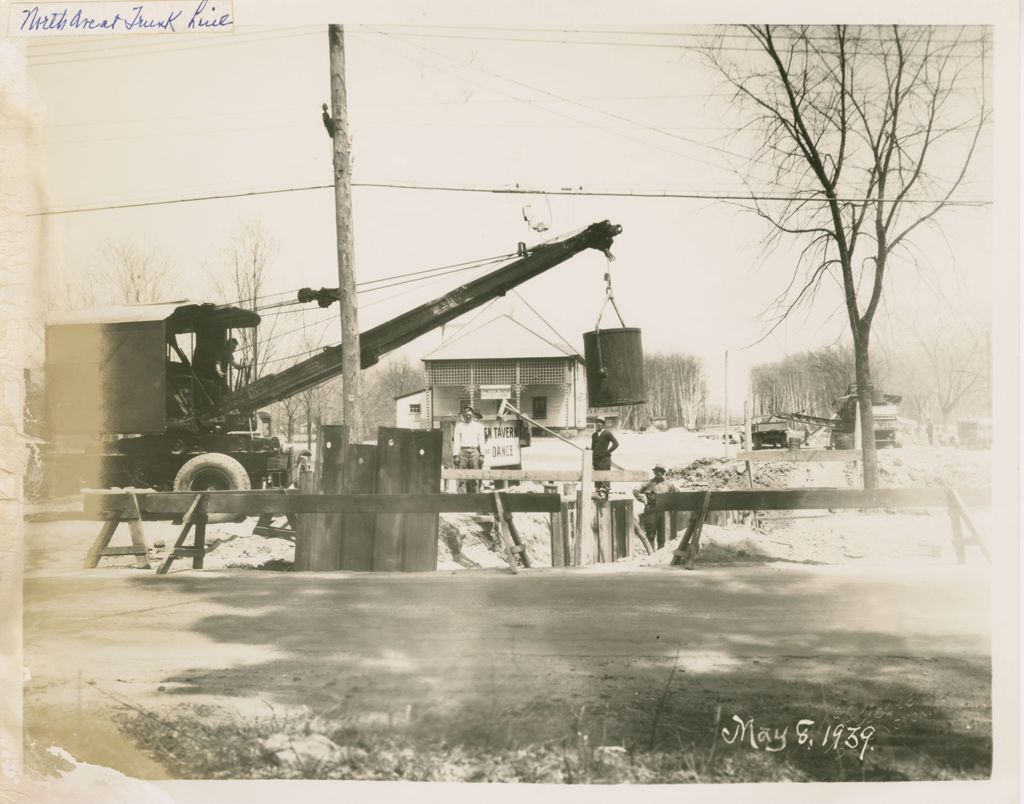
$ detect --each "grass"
[110,682,991,783]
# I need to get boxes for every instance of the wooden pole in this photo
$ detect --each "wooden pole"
[328,24,362,440]
[723,349,730,459]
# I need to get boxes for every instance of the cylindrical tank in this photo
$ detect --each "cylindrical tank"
[583,328,647,407]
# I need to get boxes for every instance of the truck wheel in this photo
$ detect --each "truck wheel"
[173,453,251,523]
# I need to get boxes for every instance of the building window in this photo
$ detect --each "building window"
[532,396,548,420]
[409,403,421,415]
[459,398,472,413]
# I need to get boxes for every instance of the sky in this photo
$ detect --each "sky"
[13,13,1002,410]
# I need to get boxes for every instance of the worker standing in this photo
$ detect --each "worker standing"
[591,416,619,499]
[633,464,677,549]
[453,407,486,493]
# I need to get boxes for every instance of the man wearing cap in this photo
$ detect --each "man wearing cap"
[591,417,619,499]
[453,407,486,493]
[633,464,677,549]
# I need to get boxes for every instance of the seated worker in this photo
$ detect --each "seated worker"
[220,337,249,390]
[633,463,677,550]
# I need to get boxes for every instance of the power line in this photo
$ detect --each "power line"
[365,26,767,175]
[358,29,744,176]
[30,181,992,216]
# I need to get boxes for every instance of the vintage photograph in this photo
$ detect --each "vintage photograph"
[0,5,1018,801]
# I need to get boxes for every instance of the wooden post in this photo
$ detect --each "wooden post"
[308,423,348,570]
[328,24,362,439]
[596,499,613,563]
[744,401,756,527]
[546,483,566,567]
[576,448,594,566]
[125,492,151,569]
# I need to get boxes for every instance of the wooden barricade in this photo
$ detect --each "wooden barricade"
[655,487,992,568]
[82,488,560,574]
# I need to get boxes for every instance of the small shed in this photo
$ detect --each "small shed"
[394,389,428,430]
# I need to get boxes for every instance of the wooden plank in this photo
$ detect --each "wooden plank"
[292,471,317,571]
[157,493,205,575]
[949,489,991,562]
[491,492,519,574]
[308,424,348,571]
[736,450,863,463]
[402,429,442,571]
[92,546,148,556]
[373,427,407,572]
[611,499,632,560]
[442,468,649,482]
[656,487,991,512]
[84,519,119,569]
[502,502,531,568]
[340,443,377,571]
[85,490,563,516]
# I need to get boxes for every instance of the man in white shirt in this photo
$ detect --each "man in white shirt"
[453,407,487,493]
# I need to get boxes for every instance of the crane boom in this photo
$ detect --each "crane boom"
[202,220,622,420]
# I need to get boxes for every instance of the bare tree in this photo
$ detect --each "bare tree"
[913,320,989,423]
[708,25,989,486]
[97,239,177,304]
[210,220,281,380]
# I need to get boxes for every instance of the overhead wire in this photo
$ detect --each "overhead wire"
[30,182,992,217]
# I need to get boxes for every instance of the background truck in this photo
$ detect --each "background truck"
[750,417,806,449]
[780,386,902,450]
[43,220,622,496]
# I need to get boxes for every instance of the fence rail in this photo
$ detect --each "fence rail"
[83,490,561,518]
[655,487,990,512]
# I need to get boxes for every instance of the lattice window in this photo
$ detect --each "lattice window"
[521,358,569,385]
[474,361,515,385]
[425,361,471,386]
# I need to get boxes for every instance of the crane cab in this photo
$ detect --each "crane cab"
[43,301,303,495]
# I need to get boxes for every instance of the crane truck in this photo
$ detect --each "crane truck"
[43,220,622,495]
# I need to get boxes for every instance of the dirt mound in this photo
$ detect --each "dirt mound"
[667,457,799,489]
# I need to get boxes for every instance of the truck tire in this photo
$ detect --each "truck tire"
[173,453,251,523]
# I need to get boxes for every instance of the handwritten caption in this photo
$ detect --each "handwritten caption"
[11,0,232,36]
[721,715,876,761]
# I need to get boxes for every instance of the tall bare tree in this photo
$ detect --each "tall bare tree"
[210,220,280,380]
[708,25,989,486]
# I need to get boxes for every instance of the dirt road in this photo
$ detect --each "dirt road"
[23,561,991,781]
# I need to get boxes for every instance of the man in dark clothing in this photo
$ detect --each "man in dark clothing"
[633,463,677,549]
[591,416,619,499]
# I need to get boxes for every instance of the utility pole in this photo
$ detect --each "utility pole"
[328,24,361,440]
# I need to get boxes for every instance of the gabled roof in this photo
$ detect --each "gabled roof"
[422,313,582,362]
[394,388,427,401]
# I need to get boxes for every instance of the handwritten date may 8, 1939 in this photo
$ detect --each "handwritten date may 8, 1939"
[20,0,231,34]
[721,715,876,761]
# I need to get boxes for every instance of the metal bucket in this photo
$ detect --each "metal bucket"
[583,328,647,407]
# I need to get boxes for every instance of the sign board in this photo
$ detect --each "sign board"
[483,420,522,467]
[479,384,512,400]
